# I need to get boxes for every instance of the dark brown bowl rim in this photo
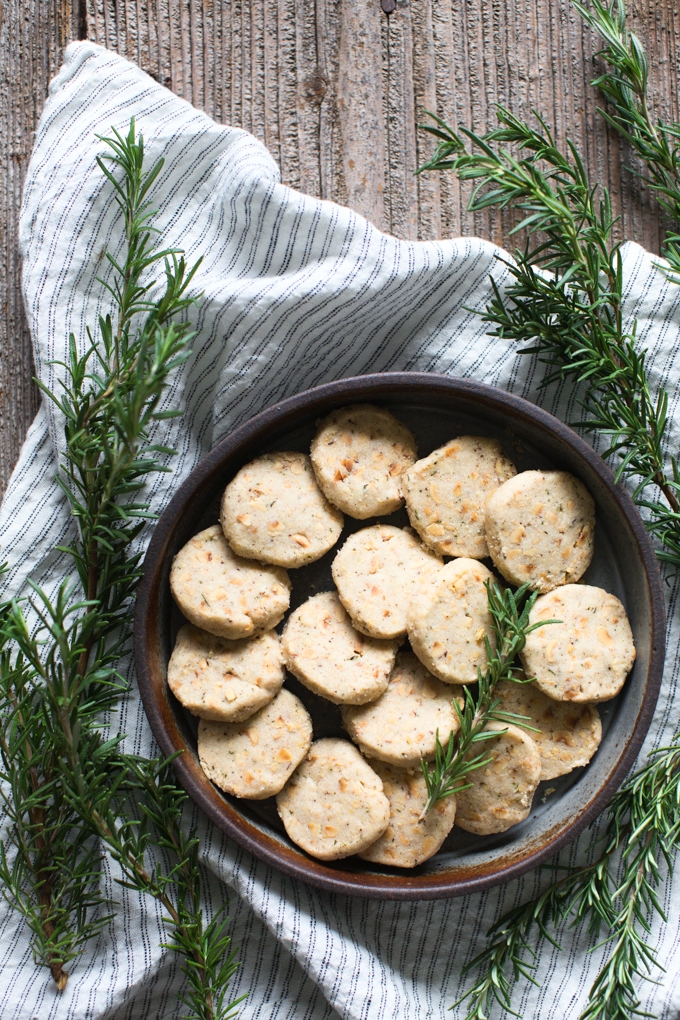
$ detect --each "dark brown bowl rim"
[134,372,665,900]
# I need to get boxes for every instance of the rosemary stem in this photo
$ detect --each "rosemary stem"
[416,4,680,1014]
[0,120,238,1017]
[419,583,551,820]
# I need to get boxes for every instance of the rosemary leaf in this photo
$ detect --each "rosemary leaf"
[456,738,680,1020]
[573,0,680,278]
[420,582,555,818]
[0,120,241,1019]
[418,2,680,1017]
[0,638,111,988]
[419,103,680,568]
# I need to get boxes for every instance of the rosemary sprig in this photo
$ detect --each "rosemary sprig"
[420,582,551,818]
[419,105,680,567]
[0,121,242,1018]
[0,636,110,986]
[456,738,680,1020]
[418,3,680,1017]
[573,0,680,277]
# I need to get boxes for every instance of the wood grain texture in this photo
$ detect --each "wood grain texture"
[0,0,83,496]
[2,0,680,497]
[82,0,680,245]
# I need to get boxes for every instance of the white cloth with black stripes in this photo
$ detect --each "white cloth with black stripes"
[1,40,680,1020]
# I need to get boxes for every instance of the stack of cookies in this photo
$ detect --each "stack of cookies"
[167,405,636,869]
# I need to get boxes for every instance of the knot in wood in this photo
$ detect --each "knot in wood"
[304,69,328,105]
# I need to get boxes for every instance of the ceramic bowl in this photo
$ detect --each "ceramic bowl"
[134,373,665,900]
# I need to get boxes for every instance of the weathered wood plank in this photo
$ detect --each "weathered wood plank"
[2,0,680,498]
[337,1,387,230]
[411,0,442,241]
[0,0,81,497]
[314,0,335,203]
[81,0,680,245]
[383,2,419,240]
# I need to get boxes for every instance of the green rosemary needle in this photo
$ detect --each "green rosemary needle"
[574,0,680,278]
[417,2,680,1017]
[455,737,680,1020]
[420,582,554,819]
[0,120,242,1019]
[419,101,680,567]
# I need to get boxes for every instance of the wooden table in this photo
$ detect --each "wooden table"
[1,0,678,499]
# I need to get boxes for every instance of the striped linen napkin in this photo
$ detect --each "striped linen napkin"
[1,39,679,1020]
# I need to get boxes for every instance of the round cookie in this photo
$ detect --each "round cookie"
[358,761,457,868]
[403,436,516,559]
[220,451,343,568]
[484,470,595,593]
[341,651,460,767]
[455,723,541,835]
[276,738,390,860]
[331,525,443,640]
[495,679,602,780]
[309,404,417,518]
[407,558,496,684]
[520,584,635,703]
[170,525,291,639]
[198,689,312,799]
[167,625,285,722]
[281,591,399,705]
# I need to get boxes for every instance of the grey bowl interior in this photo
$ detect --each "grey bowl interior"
[135,373,665,899]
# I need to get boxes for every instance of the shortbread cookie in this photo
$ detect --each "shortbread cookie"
[407,558,496,684]
[521,584,635,703]
[170,525,291,639]
[455,723,541,835]
[484,470,595,593]
[281,591,398,705]
[220,452,343,568]
[359,761,457,868]
[276,738,390,860]
[341,652,460,767]
[403,436,516,559]
[331,525,443,639]
[310,404,417,519]
[198,689,312,799]
[167,625,285,722]
[495,679,602,780]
